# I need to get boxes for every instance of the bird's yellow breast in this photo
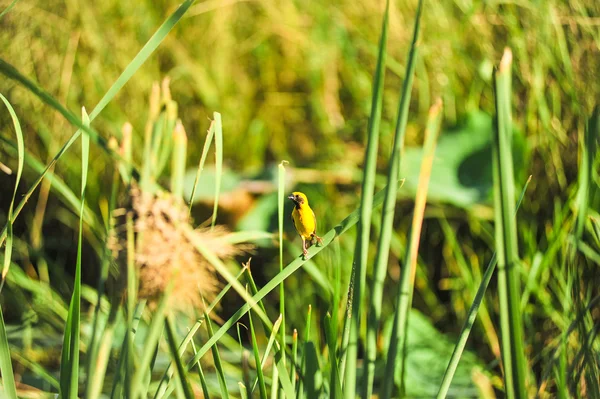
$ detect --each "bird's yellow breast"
[292,205,316,239]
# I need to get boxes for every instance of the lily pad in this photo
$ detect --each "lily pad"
[400,110,525,207]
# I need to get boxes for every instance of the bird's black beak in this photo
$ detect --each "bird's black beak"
[287,194,296,202]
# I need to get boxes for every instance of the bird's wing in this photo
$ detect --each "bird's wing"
[311,208,317,234]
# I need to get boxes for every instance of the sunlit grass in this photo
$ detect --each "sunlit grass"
[0,0,599,398]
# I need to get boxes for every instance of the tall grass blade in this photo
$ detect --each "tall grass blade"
[130,293,169,399]
[492,48,528,398]
[188,120,215,213]
[575,106,599,240]
[324,313,343,399]
[344,0,390,395]
[205,311,230,399]
[297,305,312,398]
[171,120,188,199]
[363,1,423,397]
[190,337,211,399]
[0,306,17,399]
[249,310,268,399]
[0,0,197,246]
[165,316,195,399]
[382,99,443,398]
[436,175,532,399]
[211,112,223,229]
[277,161,287,375]
[59,107,90,399]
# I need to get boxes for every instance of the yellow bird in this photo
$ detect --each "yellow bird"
[288,192,323,257]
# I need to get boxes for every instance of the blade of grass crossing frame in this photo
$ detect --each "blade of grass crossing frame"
[278,161,287,374]
[186,185,391,372]
[382,99,443,399]
[188,120,215,213]
[59,107,90,399]
[436,176,532,399]
[492,48,527,398]
[0,0,197,246]
[344,0,390,396]
[0,0,20,19]
[363,1,423,397]
[249,310,268,399]
[205,310,230,399]
[0,93,24,302]
[165,316,194,399]
[211,112,223,229]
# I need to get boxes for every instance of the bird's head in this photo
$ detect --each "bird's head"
[288,191,308,207]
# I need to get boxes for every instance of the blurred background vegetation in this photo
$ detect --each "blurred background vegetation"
[0,0,599,397]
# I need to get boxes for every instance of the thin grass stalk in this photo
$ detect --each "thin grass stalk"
[492,48,528,398]
[211,112,223,229]
[190,337,211,399]
[296,305,312,399]
[343,0,390,395]
[363,1,423,397]
[249,310,268,399]
[291,329,298,392]
[0,307,17,399]
[59,107,89,399]
[339,261,355,384]
[277,161,287,376]
[205,310,230,399]
[85,143,121,398]
[0,0,197,246]
[170,120,188,199]
[382,99,443,399]
[188,120,215,213]
[130,292,170,399]
[165,316,195,399]
[437,176,532,399]
[325,313,343,398]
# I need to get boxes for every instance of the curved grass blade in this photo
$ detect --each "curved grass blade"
[344,0,390,395]
[0,0,197,247]
[363,1,423,397]
[436,176,532,399]
[382,99,443,399]
[0,93,24,302]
